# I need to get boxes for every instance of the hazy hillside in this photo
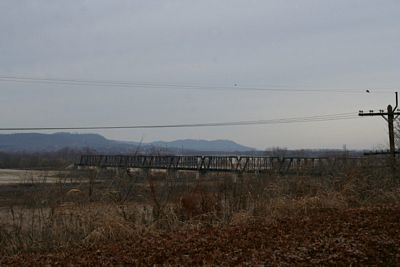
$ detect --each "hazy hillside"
[151,139,254,152]
[0,133,132,153]
[0,133,255,153]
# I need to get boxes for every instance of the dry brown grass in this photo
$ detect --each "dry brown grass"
[0,166,399,257]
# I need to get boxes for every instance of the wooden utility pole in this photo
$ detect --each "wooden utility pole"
[359,92,400,167]
[388,104,395,157]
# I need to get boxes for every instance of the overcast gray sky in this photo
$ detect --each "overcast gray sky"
[0,1,399,150]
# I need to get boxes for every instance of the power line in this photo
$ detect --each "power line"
[0,112,358,131]
[0,75,391,94]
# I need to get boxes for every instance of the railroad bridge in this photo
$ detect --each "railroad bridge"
[76,154,379,175]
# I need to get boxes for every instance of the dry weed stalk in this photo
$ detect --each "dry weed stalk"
[0,165,399,256]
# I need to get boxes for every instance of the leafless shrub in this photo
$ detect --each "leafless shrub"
[0,165,399,256]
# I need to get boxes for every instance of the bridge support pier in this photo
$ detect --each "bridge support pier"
[87,166,101,202]
[232,172,243,183]
[196,171,207,180]
[140,168,150,179]
[232,173,237,183]
[167,169,178,180]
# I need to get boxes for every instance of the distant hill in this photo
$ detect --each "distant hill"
[0,133,255,153]
[0,133,132,153]
[151,139,254,152]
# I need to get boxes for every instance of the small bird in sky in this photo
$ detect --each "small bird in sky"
[366,89,370,93]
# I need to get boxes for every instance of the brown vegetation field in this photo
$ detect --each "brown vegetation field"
[0,165,400,266]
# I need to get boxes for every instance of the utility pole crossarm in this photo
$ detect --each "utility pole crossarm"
[359,112,387,116]
[358,112,400,116]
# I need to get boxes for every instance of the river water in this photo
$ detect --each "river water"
[0,169,68,184]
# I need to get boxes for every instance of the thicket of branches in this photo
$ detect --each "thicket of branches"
[0,149,84,169]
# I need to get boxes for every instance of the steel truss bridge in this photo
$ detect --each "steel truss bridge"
[76,155,385,175]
